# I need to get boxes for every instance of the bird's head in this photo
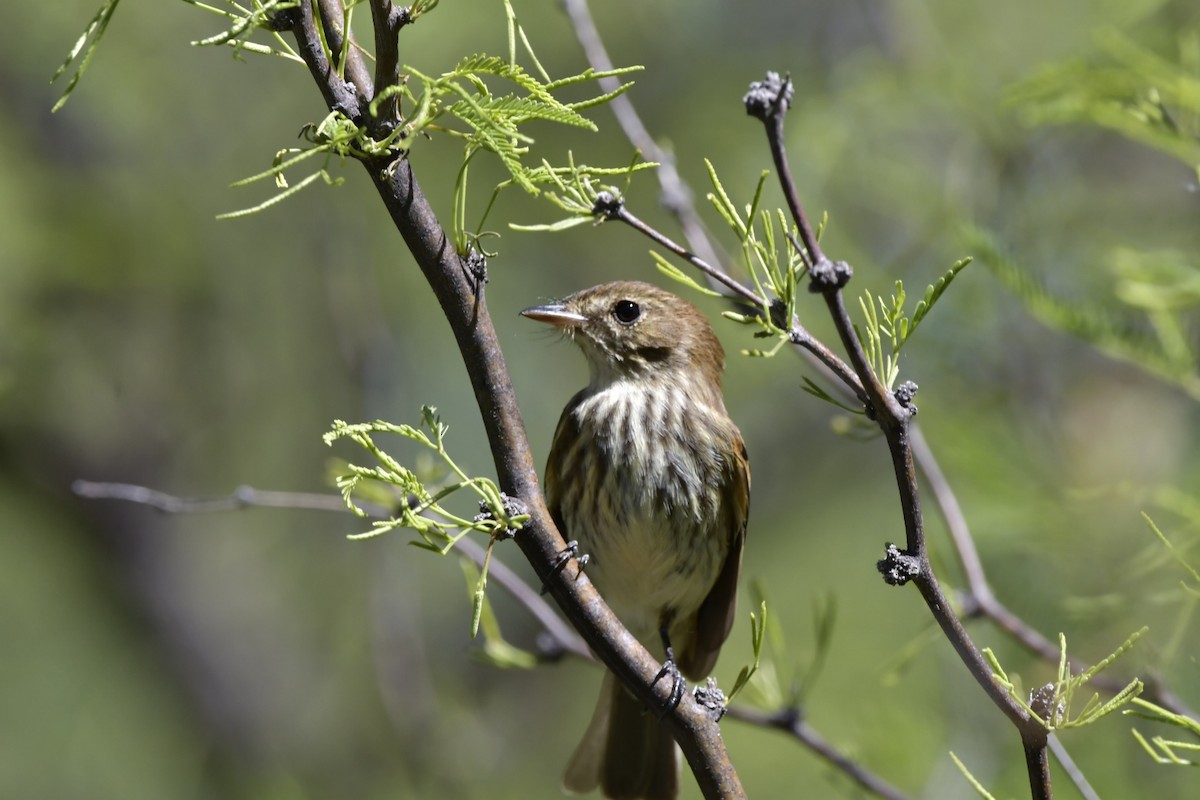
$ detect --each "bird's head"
[522,281,726,390]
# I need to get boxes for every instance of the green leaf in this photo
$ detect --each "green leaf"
[1142,512,1200,585]
[509,158,658,230]
[986,629,1146,731]
[704,159,747,238]
[460,559,538,668]
[727,600,767,701]
[904,257,972,346]
[509,216,594,233]
[217,169,342,220]
[545,65,644,91]
[324,412,521,547]
[949,752,999,800]
[800,377,865,415]
[651,252,722,297]
[51,0,122,113]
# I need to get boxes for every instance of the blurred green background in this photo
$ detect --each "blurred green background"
[4,0,1199,798]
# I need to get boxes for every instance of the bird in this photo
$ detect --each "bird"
[522,281,750,799]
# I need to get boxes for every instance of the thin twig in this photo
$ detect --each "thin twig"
[71,481,593,660]
[747,73,1052,798]
[913,426,1197,720]
[756,78,821,270]
[316,0,373,112]
[560,0,726,276]
[284,8,747,794]
[367,0,403,131]
[608,202,867,399]
[72,480,351,513]
[73,480,900,797]
[1048,733,1101,800]
[725,706,910,800]
[608,203,760,305]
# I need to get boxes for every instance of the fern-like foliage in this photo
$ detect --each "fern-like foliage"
[182,0,305,63]
[98,0,645,226]
[51,0,123,112]
[500,153,659,241]
[324,408,529,637]
[1127,698,1200,765]
[1007,28,1200,173]
[986,628,1145,732]
[698,160,811,357]
[855,258,972,390]
[323,407,524,547]
[965,226,1200,400]
[402,55,640,197]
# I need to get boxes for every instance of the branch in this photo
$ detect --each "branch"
[597,198,868,404]
[289,0,360,118]
[362,132,747,800]
[72,481,904,799]
[316,0,373,111]
[600,199,760,306]
[560,6,1193,785]
[71,481,593,660]
[560,0,726,276]
[724,706,909,800]
[367,0,405,131]
[744,72,1052,799]
[913,426,1197,720]
[276,9,746,798]
[72,479,348,513]
[743,72,819,270]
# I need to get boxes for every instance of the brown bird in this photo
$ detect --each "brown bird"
[522,281,750,800]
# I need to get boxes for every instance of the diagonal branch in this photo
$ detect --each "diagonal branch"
[367,0,405,131]
[744,72,1053,799]
[598,199,867,403]
[560,0,726,275]
[724,706,909,800]
[563,3,1194,787]
[291,0,359,118]
[72,480,593,660]
[316,0,373,111]
[912,426,1197,721]
[71,481,905,799]
[358,149,745,800]
[276,8,746,798]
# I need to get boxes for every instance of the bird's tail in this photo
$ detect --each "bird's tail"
[563,671,679,799]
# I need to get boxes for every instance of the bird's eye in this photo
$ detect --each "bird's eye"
[612,299,641,324]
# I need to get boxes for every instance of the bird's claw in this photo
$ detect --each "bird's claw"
[541,540,589,595]
[651,658,686,715]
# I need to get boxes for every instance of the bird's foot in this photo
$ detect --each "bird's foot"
[541,540,589,595]
[651,657,687,715]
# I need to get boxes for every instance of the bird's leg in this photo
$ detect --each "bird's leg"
[651,621,686,713]
[540,540,589,595]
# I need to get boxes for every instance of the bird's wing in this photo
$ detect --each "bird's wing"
[543,390,588,536]
[679,433,750,679]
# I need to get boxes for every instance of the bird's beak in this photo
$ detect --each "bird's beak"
[520,303,587,328]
